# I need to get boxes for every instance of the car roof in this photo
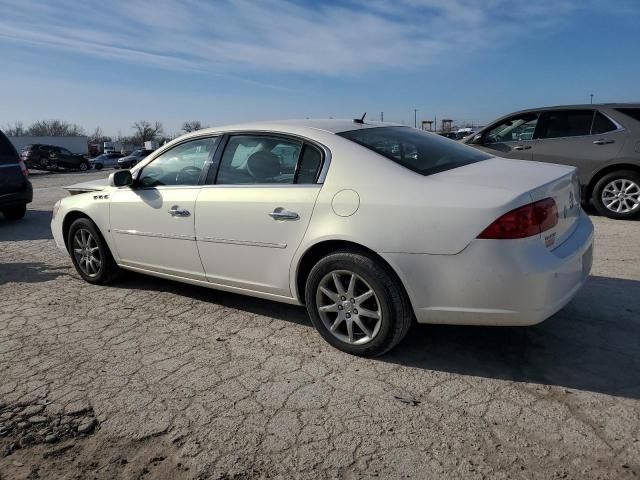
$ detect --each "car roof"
[508,103,640,115]
[194,118,404,136]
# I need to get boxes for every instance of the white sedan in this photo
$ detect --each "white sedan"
[51,119,594,356]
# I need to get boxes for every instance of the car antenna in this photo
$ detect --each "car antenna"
[353,112,366,124]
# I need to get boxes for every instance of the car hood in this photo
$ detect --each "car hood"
[64,178,109,195]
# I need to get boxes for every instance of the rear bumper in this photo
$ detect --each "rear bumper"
[381,211,594,326]
[0,181,33,208]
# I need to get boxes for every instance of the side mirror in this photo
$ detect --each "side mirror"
[109,170,133,187]
[471,134,485,145]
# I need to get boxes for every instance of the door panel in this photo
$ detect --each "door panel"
[110,187,204,279]
[475,140,535,161]
[195,186,320,296]
[531,110,628,184]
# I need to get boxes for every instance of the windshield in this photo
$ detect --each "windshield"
[338,126,490,176]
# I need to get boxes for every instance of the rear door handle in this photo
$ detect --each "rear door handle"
[593,139,614,145]
[168,205,191,217]
[513,145,532,151]
[268,208,299,221]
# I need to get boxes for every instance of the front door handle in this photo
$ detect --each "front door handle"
[168,205,190,217]
[593,139,614,145]
[513,145,532,151]
[268,208,299,221]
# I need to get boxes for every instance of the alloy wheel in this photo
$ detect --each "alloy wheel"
[72,228,102,277]
[602,179,640,214]
[315,270,382,345]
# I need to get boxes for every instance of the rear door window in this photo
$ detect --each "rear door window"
[538,110,594,139]
[614,108,640,123]
[338,126,490,176]
[215,135,302,185]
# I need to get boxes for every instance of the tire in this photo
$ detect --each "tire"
[79,161,89,171]
[67,218,121,284]
[39,157,49,169]
[95,163,103,170]
[592,170,640,220]
[304,249,413,357]
[2,203,27,220]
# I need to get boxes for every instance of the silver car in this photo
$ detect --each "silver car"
[464,104,640,219]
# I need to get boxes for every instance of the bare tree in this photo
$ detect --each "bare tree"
[26,119,85,136]
[3,121,25,136]
[182,120,208,133]
[88,127,110,144]
[132,121,163,144]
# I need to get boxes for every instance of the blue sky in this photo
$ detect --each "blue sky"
[0,0,639,137]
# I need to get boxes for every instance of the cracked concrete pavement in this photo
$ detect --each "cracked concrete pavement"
[0,170,639,479]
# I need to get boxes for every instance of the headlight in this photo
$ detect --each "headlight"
[52,200,61,219]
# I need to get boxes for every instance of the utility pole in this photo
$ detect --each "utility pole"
[589,93,594,104]
[414,109,417,128]
[380,112,384,122]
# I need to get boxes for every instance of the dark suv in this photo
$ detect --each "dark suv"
[21,144,90,171]
[0,130,32,220]
[464,104,640,219]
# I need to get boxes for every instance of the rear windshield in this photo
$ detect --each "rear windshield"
[615,108,640,123]
[338,126,490,176]
[0,131,18,164]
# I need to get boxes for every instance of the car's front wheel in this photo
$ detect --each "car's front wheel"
[2,203,27,220]
[39,157,49,169]
[79,161,89,171]
[94,163,103,170]
[67,218,121,284]
[305,250,413,357]
[592,170,640,220]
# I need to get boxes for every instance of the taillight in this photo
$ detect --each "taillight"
[18,158,29,177]
[477,198,558,239]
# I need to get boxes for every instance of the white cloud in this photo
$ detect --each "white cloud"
[0,0,631,75]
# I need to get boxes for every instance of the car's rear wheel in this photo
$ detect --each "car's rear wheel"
[305,250,413,357]
[592,170,640,220]
[79,161,89,171]
[67,218,120,284]
[2,203,27,220]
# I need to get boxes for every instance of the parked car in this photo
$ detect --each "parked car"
[21,144,90,171]
[463,104,640,219]
[90,153,123,170]
[0,130,32,219]
[52,119,593,356]
[117,149,154,169]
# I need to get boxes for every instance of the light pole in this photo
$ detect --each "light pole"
[590,93,594,104]
[414,109,417,128]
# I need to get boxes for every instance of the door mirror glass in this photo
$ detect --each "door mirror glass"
[109,170,133,187]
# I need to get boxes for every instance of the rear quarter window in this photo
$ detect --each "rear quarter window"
[338,126,490,176]
[615,108,640,123]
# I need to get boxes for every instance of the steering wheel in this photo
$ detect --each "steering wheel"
[175,165,202,184]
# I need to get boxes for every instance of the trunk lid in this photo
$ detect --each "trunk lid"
[431,157,580,249]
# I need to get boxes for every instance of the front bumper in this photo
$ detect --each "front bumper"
[381,212,594,326]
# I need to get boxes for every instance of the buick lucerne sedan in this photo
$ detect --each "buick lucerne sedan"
[51,119,594,356]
